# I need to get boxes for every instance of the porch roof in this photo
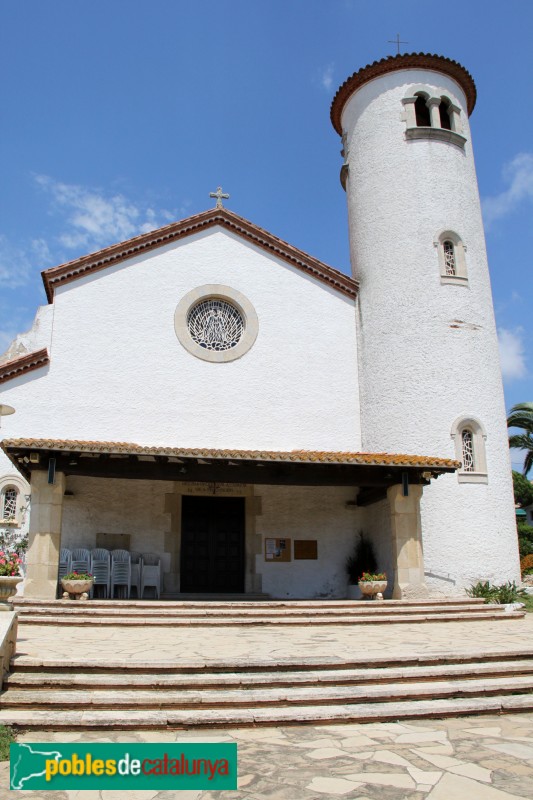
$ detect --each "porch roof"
[1,438,459,505]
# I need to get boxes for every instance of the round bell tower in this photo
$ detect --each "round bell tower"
[331,54,519,591]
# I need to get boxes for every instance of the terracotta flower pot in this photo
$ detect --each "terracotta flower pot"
[61,578,93,600]
[358,580,387,600]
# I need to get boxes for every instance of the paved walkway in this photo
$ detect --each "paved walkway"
[15,614,533,664]
[5,615,533,796]
[3,713,533,799]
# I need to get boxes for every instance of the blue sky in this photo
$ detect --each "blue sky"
[0,1,531,469]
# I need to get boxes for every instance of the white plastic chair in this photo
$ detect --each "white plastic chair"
[58,548,71,596]
[129,551,142,598]
[90,548,111,598]
[140,553,161,599]
[70,548,90,575]
[111,550,131,599]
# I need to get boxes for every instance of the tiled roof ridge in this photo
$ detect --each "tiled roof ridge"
[0,349,50,386]
[41,207,358,302]
[330,52,477,135]
[0,437,460,469]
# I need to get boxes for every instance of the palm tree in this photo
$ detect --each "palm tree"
[508,402,533,476]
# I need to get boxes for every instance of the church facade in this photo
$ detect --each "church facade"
[0,53,520,600]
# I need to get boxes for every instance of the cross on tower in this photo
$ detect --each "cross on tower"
[387,34,408,55]
[209,186,230,208]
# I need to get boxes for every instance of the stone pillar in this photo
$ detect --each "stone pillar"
[24,470,66,599]
[387,484,428,599]
[427,97,441,128]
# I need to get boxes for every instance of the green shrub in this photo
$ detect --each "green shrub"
[513,471,533,507]
[467,580,527,604]
[466,581,497,601]
[345,533,377,584]
[0,726,15,761]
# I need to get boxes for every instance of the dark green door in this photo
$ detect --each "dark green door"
[180,496,245,593]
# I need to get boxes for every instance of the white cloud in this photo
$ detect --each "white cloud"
[319,64,335,91]
[34,175,179,252]
[0,235,33,289]
[482,152,533,227]
[498,327,527,380]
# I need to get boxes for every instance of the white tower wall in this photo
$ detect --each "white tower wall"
[336,60,519,591]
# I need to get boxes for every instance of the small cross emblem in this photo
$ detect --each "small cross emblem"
[388,34,408,55]
[209,186,230,208]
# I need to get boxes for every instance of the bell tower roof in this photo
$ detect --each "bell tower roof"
[330,52,477,135]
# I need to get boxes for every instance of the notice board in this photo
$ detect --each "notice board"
[264,538,291,562]
[294,540,318,560]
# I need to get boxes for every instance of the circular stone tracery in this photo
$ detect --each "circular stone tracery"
[187,298,245,352]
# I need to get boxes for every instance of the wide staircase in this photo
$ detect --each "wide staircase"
[8,596,526,626]
[1,598,531,729]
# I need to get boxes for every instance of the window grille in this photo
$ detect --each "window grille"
[443,240,456,276]
[187,298,245,352]
[2,488,17,519]
[461,430,475,472]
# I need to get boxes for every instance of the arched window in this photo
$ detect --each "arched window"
[434,230,468,284]
[1,486,18,520]
[439,98,452,130]
[403,87,466,148]
[461,429,475,472]
[414,93,431,127]
[443,240,456,276]
[451,417,488,483]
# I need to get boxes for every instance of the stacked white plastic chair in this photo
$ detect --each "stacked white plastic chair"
[111,550,131,599]
[140,553,161,599]
[129,551,142,598]
[70,548,91,575]
[90,548,111,598]
[58,548,72,597]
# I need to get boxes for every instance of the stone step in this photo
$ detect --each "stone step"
[13,597,488,608]
[3,674,533,710]
[13,647,533,672]
[1,693,532,729]
[16,610,523,625]
[6,658,533,690]
[12,602,501,618]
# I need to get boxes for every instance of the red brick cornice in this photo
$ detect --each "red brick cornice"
[0,349,50,385]
[331,52,477,135]
[41,208,358,302]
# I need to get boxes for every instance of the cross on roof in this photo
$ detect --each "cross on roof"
[388,34,408,55]
[209,186,230,208]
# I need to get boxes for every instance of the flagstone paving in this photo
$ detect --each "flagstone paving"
[14,613,533,664]
[2,713,533,798]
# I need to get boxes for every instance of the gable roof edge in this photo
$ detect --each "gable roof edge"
[41,208,358,302]
[0,348,50,386]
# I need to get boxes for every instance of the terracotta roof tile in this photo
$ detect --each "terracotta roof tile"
[331,52,477,135]
[41,208,358,302]
[0,349,50,386]
[0,437,460,470]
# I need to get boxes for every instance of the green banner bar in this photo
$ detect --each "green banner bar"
[11,742,237,790]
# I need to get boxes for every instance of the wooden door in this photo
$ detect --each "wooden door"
[180,496,245,593]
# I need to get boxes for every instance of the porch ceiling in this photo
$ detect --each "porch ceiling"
[1,438,459,506]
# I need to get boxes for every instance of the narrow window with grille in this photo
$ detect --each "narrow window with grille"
[2,487,17,519]
[443,240,456,276]
[461,430,475,472]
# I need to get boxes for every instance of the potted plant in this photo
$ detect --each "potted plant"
[358,571,388,600]
[345,532,377,599]
[0,551,24,608]
[61,571,94,600]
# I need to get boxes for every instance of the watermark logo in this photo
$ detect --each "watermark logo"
[11,742,237,790]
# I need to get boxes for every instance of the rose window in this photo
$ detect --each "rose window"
[187,298,245,352]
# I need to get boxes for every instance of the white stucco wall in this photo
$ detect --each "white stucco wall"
[341,67,519,589]
[0,227,361,453]
[60,476,172,563]
[255,485,365,598]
